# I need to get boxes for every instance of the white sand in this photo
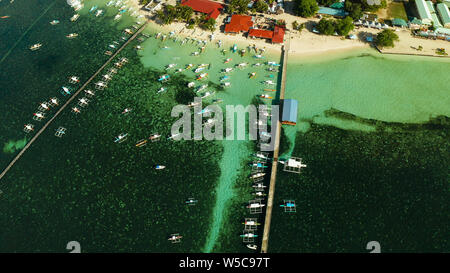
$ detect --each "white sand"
[129,0,450,58]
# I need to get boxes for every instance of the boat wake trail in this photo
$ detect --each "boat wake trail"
[0,0,57,66]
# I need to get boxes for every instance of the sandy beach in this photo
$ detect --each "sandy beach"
[129,0,449,58]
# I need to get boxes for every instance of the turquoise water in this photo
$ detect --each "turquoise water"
[0,0,448,253]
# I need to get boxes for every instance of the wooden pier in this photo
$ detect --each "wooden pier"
[260,33,290,253]
[0,20,150,182]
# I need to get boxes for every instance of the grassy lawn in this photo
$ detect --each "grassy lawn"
[386,1,408,21]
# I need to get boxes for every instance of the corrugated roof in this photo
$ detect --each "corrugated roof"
[282,99,298,124]
[181,0,224,20]
[224,15,254,33]
[415,0,432,21]
[272,26,285,43]
[437,3,450,25]
[393,18,408,27]
[248,29,273,39]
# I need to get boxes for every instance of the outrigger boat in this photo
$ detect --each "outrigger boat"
[69,76,80,83]
[252,183,267,189]
[71,107,81,114]
[221,82,231,88]
[23,124,34,133]
[155,165,166,170]
[263,80,275,85]
[236,62,247,68]
[135,139,147,147]
[29,43,42,51]
[114,133,128,143]
[267,61,280,66]
[249,72,256,79]
[194,66,205,73]
[188,101,201,108]
[167,133,181,140]
[149,134,161,141]
[89,6,98,13]
[240,233,258,238]
[222,67,233,73]
[61,86,71,96]
[186,64,194,70]
[243,219,260,226]
[33,112,45,121]
[196,84,208,92]
[50,20,60,25]
[267,67,278,72]
[201,91,214,99]
[224,58,232,63]
[280,201,296,209]
[264,88,275,92]
[247,244,258,250]
[254,152,269,160]
[84,90,95,97]
[122,108,132,114]
[114,13,122,20]
[70,14,80,22]
[196,73,208,80]
[66,33,78,39]
[249,162,268,168]
[191,51,199,56]
[95,10,104,17]
[254,54,263,59]
[168,234,182,242]
[220,75,230,81]
[187,82,195,88]
[158,74,170,82]
[253,192,266,197]
[259,94,273,99]
[250,172,266,179]
[185,198,198,205]
[49,97,59,106]
[253,63,262,67]
[196,108,212,115]
[157,87,167,93]
[165,63,177,70]
[78,97,89,107]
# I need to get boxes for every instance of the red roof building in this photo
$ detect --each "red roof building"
[224,15,254,33]
[248,29,274,40]
[181,0,224,20]
[272,26,285,44]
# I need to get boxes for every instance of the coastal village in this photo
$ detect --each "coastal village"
[137,0,450,57]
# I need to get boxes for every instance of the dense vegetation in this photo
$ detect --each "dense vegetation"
[227,0,251,14]
[294,0,319,17]
[375,29,399,48]
[316,17,355,36]
[156,4,194,25]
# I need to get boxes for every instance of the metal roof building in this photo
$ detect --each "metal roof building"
[415,0,433,25]
[437,3,450,28]
[281,99,298,126]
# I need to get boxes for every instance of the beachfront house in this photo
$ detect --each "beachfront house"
[437,3,450,28]
[414,0,433,25]
[224,15,254,34]
[281,99,298,126]
[248,25,285,44]
[180,0,224,20]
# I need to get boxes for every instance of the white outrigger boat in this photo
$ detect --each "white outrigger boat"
[222,67,233,73]
[50,20,59,25]
[114,13,122,21]
[240,233,258,238]
[196,84,208,93]
[236,62,247,68]
[122,108,132,114]
[187,82,195,88]
[201,91,214,99]
[250,172,266,179]
[194,66,205,73]
[29,43,42,51]
[49,97,59,106]
[70,14,80,22]
[114,133,128,143]
[78,97,89,107]
[38,102,50,111]
[61,86,71,96]
[196,73,208,80]
[155,165,166,170]
[23,124,34,133]
[221,82,231,88]
[263,80,275,85]
[66,33,78,39]
[158,74,170,82]
[157,87,167,93]
[71,107,81,114]
[165,63,177,70]
[95,10,104,17]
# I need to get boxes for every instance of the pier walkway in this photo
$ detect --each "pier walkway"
[261,32,290,253]
[0,20,150,182]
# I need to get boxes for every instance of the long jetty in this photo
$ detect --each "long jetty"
[260,33,290,253]
[0,20,150,181]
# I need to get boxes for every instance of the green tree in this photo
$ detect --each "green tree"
[345,1,362,20]
[201,18,216,32]
[317,0,338,6]
[228,0,251,14]
[176,5,193,22]
[335,16,354,36]
[294,0,319,18]
[375,29,399,48]
[316,18,336,35]
[253,0,269,13]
